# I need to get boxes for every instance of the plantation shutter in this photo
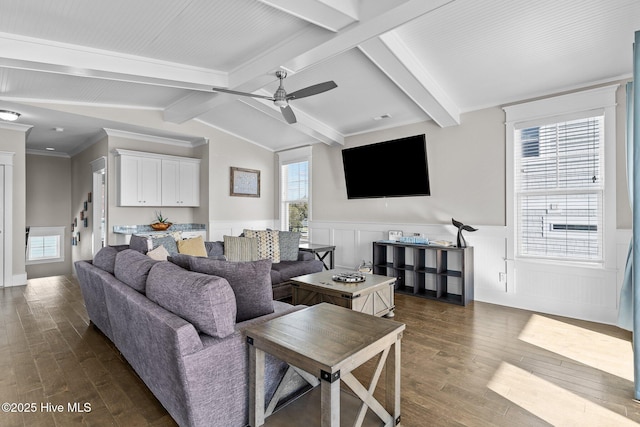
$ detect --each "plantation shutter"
[514,114,604,262]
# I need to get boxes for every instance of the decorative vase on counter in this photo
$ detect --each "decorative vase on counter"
[150,222,172,231]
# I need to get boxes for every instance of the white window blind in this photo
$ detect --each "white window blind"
[26,226,66,264]
[515,115,604,262]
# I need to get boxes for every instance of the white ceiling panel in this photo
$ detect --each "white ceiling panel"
[264,49,429,135]
[395,0,640,111]
[0,0,311,70]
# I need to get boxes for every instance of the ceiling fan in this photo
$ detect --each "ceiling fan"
[211,70,337,124]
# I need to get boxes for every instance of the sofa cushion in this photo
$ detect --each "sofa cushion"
[204,241,225,257]
[188,258,274,322]
[223,235,258,262]
[129,234,150,254]
[92,246,120,274]
[114,249,159,293]
[178,236,207,257]
[146,262,237,338]
[244,229,280,263]
[278,231,301,261]
[147,245,170,261]
[167,253,194,270]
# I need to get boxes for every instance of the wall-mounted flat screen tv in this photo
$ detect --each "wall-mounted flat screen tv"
[341,134,430,199]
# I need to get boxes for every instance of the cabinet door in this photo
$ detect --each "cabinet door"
[161,159,180,206]
[178,161,199,206]
[119,156,142,206]
[139,157,162,206]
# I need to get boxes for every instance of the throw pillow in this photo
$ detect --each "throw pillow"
[243,229,280,263]
[146,262,237,338]
[150,235,178,255]
[188,258,274,322]
[278,231,301,261]
[177,236,207,257]
[147,245,170,261]
[223,235,258,262]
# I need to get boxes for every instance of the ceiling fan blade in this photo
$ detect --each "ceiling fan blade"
[281,105,297,124]
[211,87,274,101]
[286,81,337,100]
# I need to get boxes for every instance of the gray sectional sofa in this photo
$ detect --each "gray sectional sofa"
[129,235,323,301]
[75,246,309,427]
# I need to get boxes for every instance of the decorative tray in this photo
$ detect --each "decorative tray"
[331,272,366,283]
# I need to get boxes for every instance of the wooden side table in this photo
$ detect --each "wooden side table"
[299,243,336,270]
[246,303,405,427]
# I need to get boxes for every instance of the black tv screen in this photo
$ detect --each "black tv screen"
[342,134,430,199]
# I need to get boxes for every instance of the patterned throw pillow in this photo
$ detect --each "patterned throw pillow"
[223,235,258,262]
[278,231,301,261]
[243,229,280,263]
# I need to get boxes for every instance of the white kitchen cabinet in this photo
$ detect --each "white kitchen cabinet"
[161,159,200,206]
[117,154,162,206]
[115,149,200,207]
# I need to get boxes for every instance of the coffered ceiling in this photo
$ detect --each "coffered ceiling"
[0,0,638,155]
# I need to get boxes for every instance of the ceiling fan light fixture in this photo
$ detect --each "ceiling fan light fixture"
[0,110,21,121]
[274,99,288,108]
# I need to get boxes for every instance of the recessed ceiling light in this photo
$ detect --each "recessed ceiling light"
[0,110,21,121]
[53,127,64,132]
[45,147,55,151]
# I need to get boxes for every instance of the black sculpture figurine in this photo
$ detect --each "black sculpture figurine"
[452,218,477,248]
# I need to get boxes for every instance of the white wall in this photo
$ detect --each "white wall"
[310,81,632,325]
[25,154,72,278]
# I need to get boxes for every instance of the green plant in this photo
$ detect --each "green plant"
[154,210,170,224]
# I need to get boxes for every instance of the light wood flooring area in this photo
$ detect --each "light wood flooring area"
[1,275,639,426]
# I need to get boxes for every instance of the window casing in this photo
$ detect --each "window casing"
[26,226,65,264]
[278,147,311,242]
[504,85,617,268]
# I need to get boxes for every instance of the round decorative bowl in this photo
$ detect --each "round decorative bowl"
[150,222,172,231]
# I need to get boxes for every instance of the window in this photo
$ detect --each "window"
[505,85,617,267]
[26,226,65,264]
[278,147,311,241]
[515,116,603,261]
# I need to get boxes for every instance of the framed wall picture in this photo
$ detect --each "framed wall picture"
[230,167,260,197]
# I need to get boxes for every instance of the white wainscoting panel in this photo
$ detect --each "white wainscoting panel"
[209,219,277,241]
[310,220,628,325]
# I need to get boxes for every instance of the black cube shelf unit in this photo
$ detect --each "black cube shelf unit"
[373,240,474,306]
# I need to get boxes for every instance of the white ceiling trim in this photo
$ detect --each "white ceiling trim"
[103,128,201,147]
[0,121,33,133]
[257,0,359,32]
[239,95,344,146]
[193,117,278,153]
[0,32,227,91]
[359,32,460,127]
[26,149,70,158]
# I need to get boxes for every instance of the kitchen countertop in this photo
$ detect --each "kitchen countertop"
[113,223,206,235]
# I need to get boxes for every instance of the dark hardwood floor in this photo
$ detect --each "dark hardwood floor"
[1,275,639,426]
